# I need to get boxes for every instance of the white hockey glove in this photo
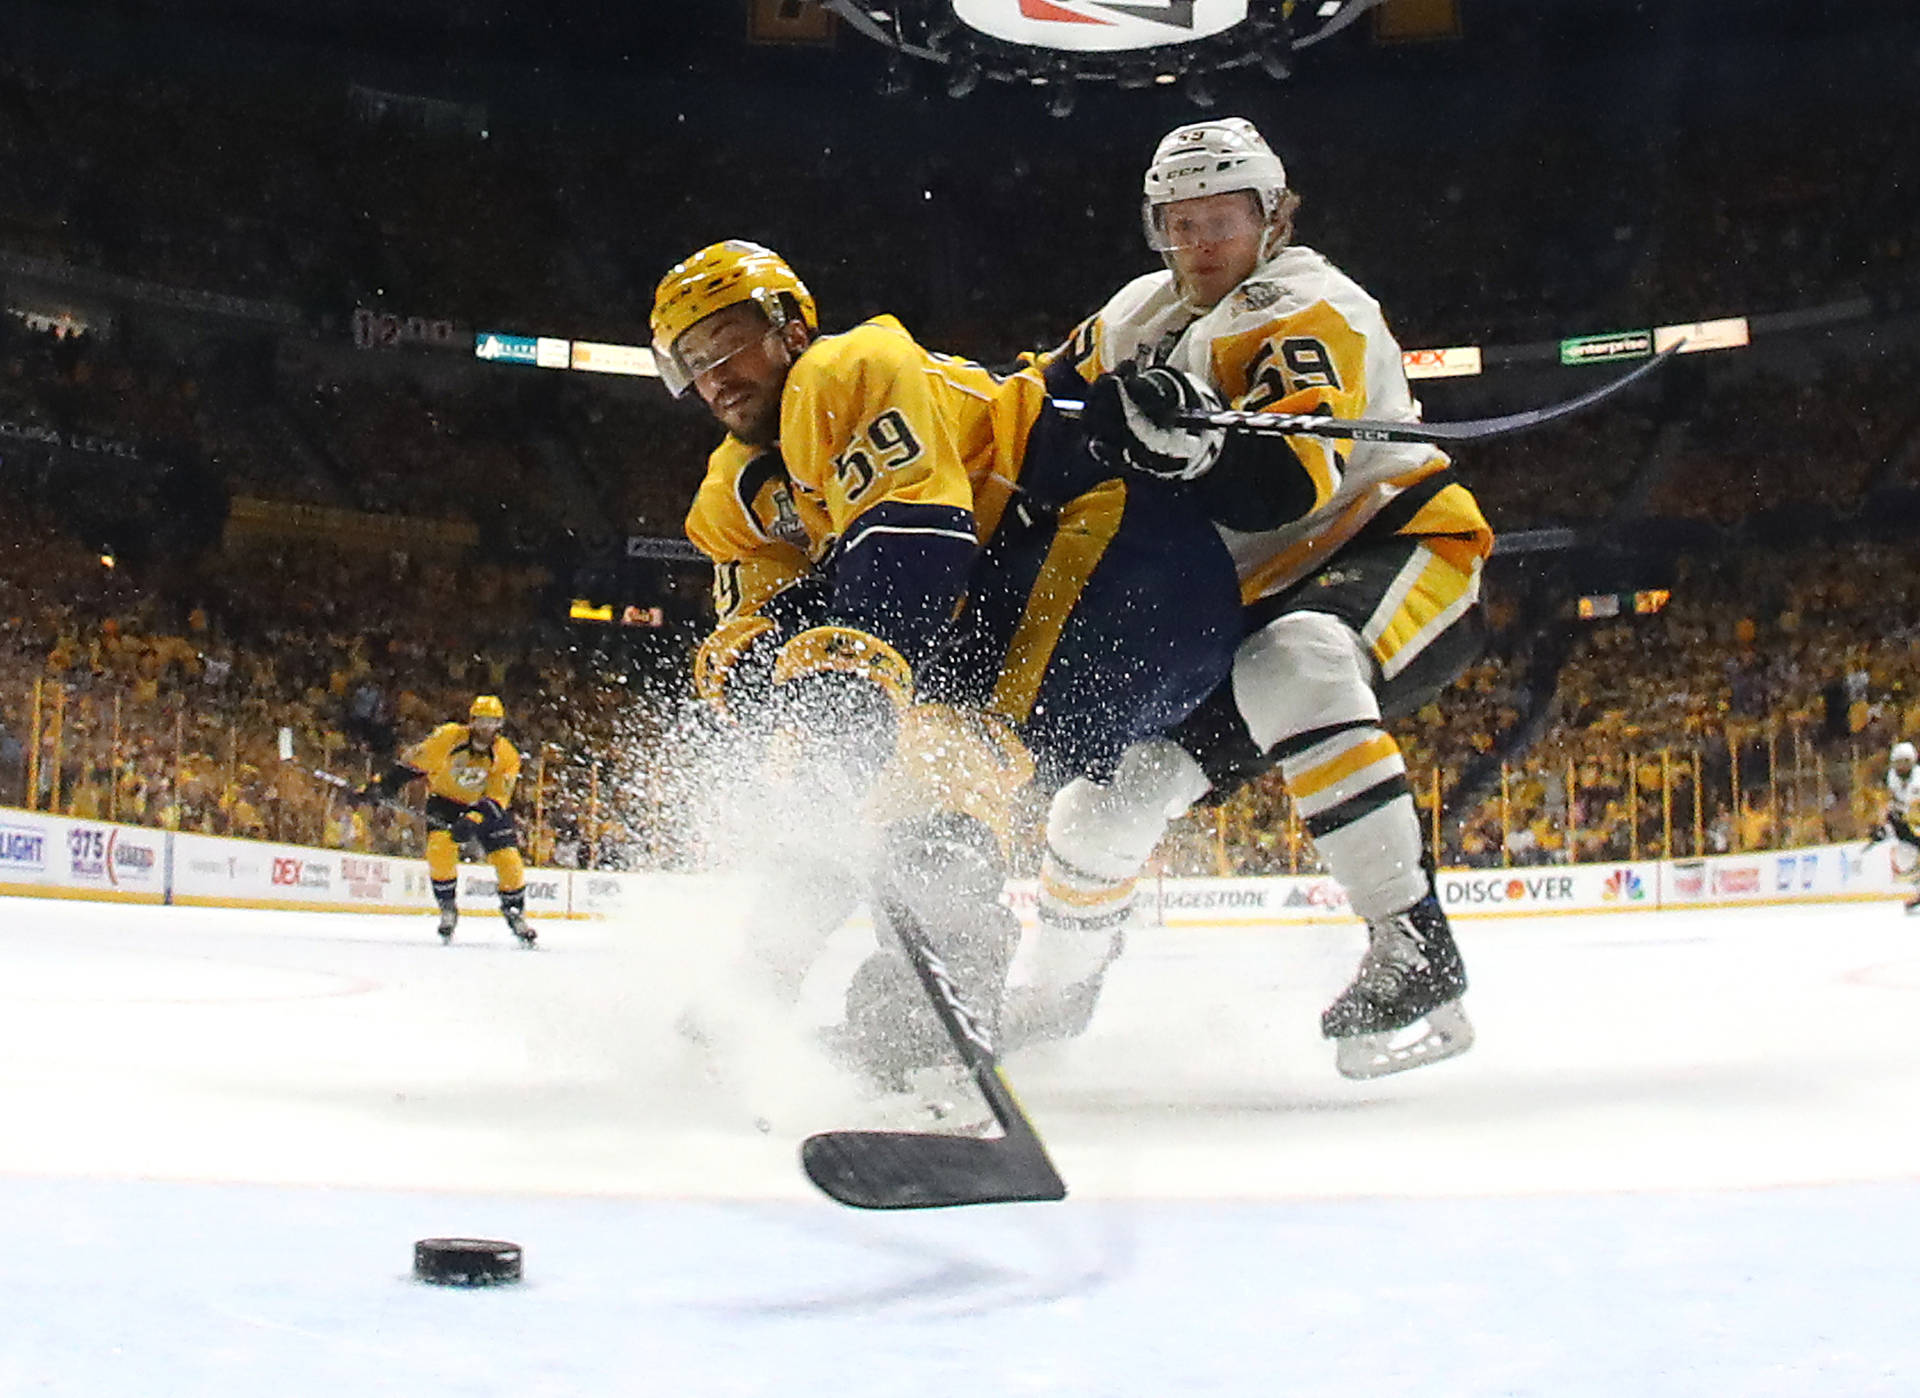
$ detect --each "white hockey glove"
[1083,363,1226,481]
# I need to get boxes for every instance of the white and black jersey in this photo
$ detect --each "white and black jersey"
[1888,764,1920,840]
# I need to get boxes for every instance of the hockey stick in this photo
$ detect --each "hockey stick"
[1052,340,1682,446]
[799,897,1068,1210]
[276,728,414,817]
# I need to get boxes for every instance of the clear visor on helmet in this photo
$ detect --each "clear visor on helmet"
[654,300,781,398]
[1142,192,1269,253]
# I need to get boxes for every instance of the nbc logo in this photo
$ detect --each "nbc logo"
[1603,869,1646,902]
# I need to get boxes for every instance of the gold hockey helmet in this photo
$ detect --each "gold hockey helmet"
[470,695,506,722]
[650,240,817,397]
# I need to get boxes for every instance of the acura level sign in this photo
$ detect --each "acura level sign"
[953,0,1248,51]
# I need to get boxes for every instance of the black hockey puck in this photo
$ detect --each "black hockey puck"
[413,1237,522,1287]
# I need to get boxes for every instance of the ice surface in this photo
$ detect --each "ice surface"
[1,893,1916,1395]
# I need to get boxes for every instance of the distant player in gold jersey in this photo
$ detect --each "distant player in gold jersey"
[1024,118,1495,1078]
[653,240,1241,1092]
[354,695,534,946]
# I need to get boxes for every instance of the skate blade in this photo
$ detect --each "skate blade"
[1335,1000,1474,1080]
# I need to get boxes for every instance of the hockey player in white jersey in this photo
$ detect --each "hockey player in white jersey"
[1875,740,1920,912]
[1015,118,1495,1079]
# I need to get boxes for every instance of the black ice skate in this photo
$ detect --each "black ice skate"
[436,906,458,943]
[505,908,536,947]
[1321,892,1473,1080]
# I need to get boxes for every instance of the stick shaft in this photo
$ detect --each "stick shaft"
[1051,342,1680,446]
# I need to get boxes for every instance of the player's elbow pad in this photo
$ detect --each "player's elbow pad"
[694,612,779,715]
[1196,431,1323,531]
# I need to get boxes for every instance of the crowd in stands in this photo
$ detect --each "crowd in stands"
[0,512,692,870]
[15,488,1907,883]
[0,32,1916,885]
[1644,352,1920,525]
[1151,533,1919,875]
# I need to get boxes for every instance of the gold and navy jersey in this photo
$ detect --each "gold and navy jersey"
[402,723,521,808]
[684,315,1053,662]
[686,440,831,623]
[1055,244,1493,603]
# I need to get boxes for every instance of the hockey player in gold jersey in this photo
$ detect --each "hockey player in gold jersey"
[353,695,535,946]
[653,240,1241,1093]
[1022,118,1495,1078]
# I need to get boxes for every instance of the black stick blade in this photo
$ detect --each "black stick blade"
[801,1130,1068,1210]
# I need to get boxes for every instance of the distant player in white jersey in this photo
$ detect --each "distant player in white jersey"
[1015,118,1495,1078]
[1878,740,1920,912]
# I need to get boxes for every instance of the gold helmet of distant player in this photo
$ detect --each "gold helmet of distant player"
[650,241,818,398]
[470,695,506,722]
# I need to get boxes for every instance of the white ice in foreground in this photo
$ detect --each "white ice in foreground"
[1,893,1917,1396]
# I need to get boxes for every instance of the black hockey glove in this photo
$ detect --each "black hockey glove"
[1083,362,1226,481]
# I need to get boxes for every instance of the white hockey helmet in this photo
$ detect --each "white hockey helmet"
[1141,117,1292,255]
[1894,741,1917,766]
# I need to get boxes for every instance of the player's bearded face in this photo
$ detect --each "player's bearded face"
[1155,192,1268,309]
[681,303,794,446]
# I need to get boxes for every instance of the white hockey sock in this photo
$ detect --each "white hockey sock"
[1280,724,1427,924]
[1035,739,1210,983]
